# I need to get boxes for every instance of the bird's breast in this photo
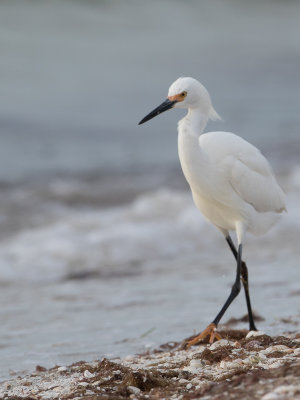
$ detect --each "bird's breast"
[178,129,212,195]
[177,129,244,230]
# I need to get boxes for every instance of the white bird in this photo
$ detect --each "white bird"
[139,77,286,345]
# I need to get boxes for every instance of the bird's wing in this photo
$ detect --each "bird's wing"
[199,132,286,213]
[228,146,286,213]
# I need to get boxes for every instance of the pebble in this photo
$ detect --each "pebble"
[158,363,169,368]
[113,370,122,375]
[127,386,141,395]
[186,383,193,390]
[209,339,230,350]
[83,370,95,379]
[260,345,286,355]
[261,393,277,400]
[78,382,89,387]
[195,381,211,391]
[179,378,189,384]
[268,360,284,369]
[189,359,203,368]
[3,383,12,389]
[57,367,67,372]
[183,366,202,374]
[257,352,267,360]
[243,355,261,365]
[294,348,300,356]
[249,355,263,364]
[233,358,244,365]
[246,330,265,339]
[231,349,242,355]
[245,340,263,350]
[219,360,241,370]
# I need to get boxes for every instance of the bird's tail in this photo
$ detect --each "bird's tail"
[249,211,282,236]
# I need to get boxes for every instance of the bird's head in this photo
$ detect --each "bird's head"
[139,77,220,125]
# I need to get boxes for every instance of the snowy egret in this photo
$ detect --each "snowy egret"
[139,77,286,346]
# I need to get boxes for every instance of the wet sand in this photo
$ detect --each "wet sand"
[1,329,299,400]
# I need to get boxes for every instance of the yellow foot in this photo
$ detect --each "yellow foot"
[184,323,222,348]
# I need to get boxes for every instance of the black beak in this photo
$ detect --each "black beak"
[138,98,177,125]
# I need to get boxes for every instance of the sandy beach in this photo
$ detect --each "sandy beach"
[1,329,299,399]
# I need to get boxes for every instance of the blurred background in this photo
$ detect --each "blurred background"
[0,0,300,380]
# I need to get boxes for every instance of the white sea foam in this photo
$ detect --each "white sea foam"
[0,189,207,282]
[0,165,299,285]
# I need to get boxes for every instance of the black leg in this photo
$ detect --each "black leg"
[226,235,257,331]
[184,237,257,348]
[212,243,242,326]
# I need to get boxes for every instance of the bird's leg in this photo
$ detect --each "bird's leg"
[226,235,257,331]
[211,243,242,326]
[241,263,257,331]
[185,243,243,348]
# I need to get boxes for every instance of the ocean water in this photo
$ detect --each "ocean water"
[0,170,300,381]
[0,0,300,381]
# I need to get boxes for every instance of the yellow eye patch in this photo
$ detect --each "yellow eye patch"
[168,91,187,102]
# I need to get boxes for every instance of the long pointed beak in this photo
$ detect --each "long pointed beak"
[138,98,177,125]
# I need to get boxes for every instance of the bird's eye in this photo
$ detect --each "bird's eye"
[181,91,187,98]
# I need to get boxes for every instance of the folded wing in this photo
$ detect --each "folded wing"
[229,148,286,213]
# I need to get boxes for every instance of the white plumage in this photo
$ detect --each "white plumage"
[172,77,286,243]
[180,131,286,237]
[139,76,286,344]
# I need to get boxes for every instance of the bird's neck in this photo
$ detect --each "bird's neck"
[177,107,209,192]
[178,107,208,137]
